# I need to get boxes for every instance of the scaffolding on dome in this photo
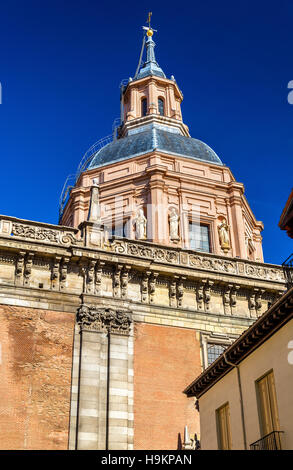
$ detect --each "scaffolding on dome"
[58,78,131,223]
[58,133,112,222]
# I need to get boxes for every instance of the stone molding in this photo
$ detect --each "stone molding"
[0,216,80,247]
[77,304,132,335]
[0,215,285,284]
[0,216,286,320]
[110,239,284,282]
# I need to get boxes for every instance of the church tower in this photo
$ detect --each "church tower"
[0,19,285,451]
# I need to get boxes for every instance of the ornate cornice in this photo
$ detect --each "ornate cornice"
[111,239,285,283]
[0,215,286,289]
[77,304,132,335]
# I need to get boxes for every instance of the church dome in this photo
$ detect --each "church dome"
[88,127,223,169]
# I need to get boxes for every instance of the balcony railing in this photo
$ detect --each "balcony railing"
[282,253,293,288]
[250,431,284,450]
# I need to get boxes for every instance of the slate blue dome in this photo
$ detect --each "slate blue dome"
[88,127,222,170]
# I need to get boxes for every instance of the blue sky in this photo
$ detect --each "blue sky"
[0,0,292,264]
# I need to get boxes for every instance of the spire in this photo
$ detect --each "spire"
[135,15,166,80]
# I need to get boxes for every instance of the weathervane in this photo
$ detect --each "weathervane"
[142,11,157,37]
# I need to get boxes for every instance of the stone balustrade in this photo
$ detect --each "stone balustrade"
[0,215,81,247]
[0,215,285,286]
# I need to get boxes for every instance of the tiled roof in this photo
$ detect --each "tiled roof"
[88,127,223,169]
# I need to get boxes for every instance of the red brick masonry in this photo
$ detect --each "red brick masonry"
[134,323,201,450]
[0,305,75,450]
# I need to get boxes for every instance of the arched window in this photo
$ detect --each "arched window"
[141,98,147,117]
[158,98,164,116]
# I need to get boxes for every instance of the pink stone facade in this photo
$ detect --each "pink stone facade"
[61,153,263,261]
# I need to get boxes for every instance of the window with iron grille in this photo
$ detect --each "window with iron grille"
[207,343,227,366]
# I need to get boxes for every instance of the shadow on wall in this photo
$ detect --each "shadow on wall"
[177,433,182,450]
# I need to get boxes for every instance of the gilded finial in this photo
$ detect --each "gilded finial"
[146,12,153,36]
[142,12,157,37]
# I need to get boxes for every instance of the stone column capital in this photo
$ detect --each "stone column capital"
[77,304,132,335]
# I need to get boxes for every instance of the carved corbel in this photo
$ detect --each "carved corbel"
[169,278,177,308]
[15,251,25,286]
[249,291,257,318]
[196,281,204,310]
[95,261,104,296]
[230,285,240,311]
[108,309,132,335]
[141,271,150,303]
[204,280,214,311]
[113,264,123,298]
[60,257,70,290]
[255,289,265,317]
[223,284,232,315]
[177,276,185,308]
[51,256,61,290]
[86,260,96,294]
[121,265,131,299]
[24,252,34,287]
[149,272,159,304]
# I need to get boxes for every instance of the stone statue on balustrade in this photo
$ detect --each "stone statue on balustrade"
[218,218,230,253]
[169,207,180,242]
[135,208,147,240]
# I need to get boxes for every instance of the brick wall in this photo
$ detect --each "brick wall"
[0,305,75,450]
[133,323,201,450]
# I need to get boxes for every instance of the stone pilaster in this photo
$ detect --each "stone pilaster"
[73,304,133,450]
[108,329,134,450]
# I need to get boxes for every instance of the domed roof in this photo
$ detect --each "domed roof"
[88,127,223,170]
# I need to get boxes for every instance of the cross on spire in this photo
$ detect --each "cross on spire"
[147,11,152,29]
[136,14,165,80]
